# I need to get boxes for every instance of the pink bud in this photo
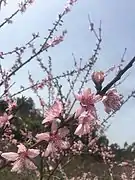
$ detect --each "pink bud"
[91,71,104,85]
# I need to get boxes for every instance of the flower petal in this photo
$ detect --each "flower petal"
[58,127,69,138]
[42,99,63,124]
[1,152,18,161]
[25,158,37,170]
[75,107,85,118]
[17,143,27,153]
[11,159,23,173]
[36,132,50,142]
[74,94,82,101]
[83,88,91,99]
[51,120,58,134]
[27,149,40,159]
[59,140,69,149]
[42,115,53,124]
[44,142,56,157]
[74,124,83,137]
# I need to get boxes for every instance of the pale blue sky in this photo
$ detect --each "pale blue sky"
[1,0,135,146]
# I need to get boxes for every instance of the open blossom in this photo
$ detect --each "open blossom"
[102,88,122,113]
[0,113,12,128]
[1,144,39,173]
[36,121,69,157]
[74,111,95,137]
[42,99,63,124]
[75,88,100,118]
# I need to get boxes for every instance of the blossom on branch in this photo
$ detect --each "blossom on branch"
[102,88,122,113]
[74,111,96,137]
[75,88,100,118]
[1,143,39,173]
[0,113,12,128]
[64,0,78,14]
[36,121,69,157]
[42,99,63,124]
[43,30,67,49]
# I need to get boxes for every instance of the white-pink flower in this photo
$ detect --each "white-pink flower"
[75,88,100,118]
[75,88,96,105]
[42,99,63,124]
[74,111,95,137]
[1,143,39,173]
[102,88,122,113]
[36,122,69,157]
[0,113,12,128]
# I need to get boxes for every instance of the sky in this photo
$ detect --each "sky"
[0,0,135,147]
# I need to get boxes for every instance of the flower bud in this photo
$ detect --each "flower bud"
[92,71,104,85]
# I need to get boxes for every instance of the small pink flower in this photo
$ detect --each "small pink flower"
[42,99,63,124]
[7,101,17,111]
[75,88,100,118]
[64,5,71,13]
[75,88,100,107]
[0,113,12,128]
[74,112,95,137]
[92,71,104,85]
[64,0,77,14]
[49,36,64,47]
[36,122,69,157]
[102,88,122,113]
[1,143,39,173]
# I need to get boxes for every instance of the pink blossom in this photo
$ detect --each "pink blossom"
[0,113,12,128]
[49,36,64,47]
[1,143,39,173]
[45,30,67,49]
[92,71,104,85]
[74,112,95,137]
[7,101,17,111]
[102,88,122,113]
[64,5,71,13]
[75,88,100,118]
[42,99,63,124]
[36,122,69,157]
[64,0,77,14]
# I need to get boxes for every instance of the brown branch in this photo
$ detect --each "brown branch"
[10,56,100,98]
[46,156,64,180]
[0,13,64,87]
[98,56,135,95]
[0,10,19,28]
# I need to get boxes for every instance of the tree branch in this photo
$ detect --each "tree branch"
[98,56,135,95]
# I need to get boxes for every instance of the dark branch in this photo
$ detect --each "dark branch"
[98,56,135,95]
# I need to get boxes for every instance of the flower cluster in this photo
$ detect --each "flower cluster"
[0,0,132,179]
